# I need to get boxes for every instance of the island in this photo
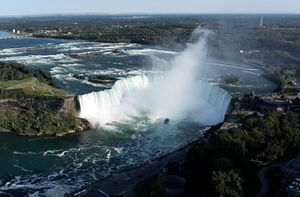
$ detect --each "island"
[0,62,90,136]
[1,14,300,197]
[2,15,299,93]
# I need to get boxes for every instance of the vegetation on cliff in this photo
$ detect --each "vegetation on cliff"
[185,112,300,197]
[0,62,56,86]
[2,15,300,91]
[222,75,240,85]
[135,112,300,197]
[0,62,90,136]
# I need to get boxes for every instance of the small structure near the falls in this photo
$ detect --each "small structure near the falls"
[164,118,170,125]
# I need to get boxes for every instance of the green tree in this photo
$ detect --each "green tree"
[212,170,243,197]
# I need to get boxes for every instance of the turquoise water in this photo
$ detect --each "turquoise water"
[0,121,207,196]
[0,32,16,39]
[0,37,276,196]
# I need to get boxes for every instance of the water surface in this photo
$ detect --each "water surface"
[0,37,276,196]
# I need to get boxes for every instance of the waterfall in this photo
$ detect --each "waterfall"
[78,75,160,127]
[78,75,232,127]
[79,27,232,128]
[191,82,232,125]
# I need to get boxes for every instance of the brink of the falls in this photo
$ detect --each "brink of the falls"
[78,75,232,128]
[78,28,232,128]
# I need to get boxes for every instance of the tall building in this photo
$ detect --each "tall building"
[259,16,264,28]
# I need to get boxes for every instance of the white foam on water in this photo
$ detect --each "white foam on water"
[80,80,110,88]
[204,61,259,71]
[0,54,78,65]
[0,48,25,56]
[126,48,178,56]
[78,28,232,128]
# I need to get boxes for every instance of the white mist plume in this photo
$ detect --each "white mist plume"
[123,28,210,118]
[78,27,231,127]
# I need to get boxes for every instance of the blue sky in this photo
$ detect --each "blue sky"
[1,0,300,16]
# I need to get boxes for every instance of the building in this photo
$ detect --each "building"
[259,16,265,28]
[259,16,264,28]
[238,92,300,114]
[288,177,300,197]
[283,158,300,182]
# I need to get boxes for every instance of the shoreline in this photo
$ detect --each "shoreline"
[0,94,91,138]
[0,125,89,138]
[70,124,221,197]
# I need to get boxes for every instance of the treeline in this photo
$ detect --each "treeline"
[2,15,300,89]
[0,62,56,87]
[0,108,76,135]
[0,89,78,135]
[0,62,82,136]
[34,24,196,48]
[185,112,300,196]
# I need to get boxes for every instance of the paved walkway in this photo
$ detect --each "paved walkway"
[257,164,279,197]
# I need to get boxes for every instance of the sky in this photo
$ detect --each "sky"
[0,0,300,16]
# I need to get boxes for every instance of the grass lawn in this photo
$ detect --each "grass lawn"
[0,77,67,97]
[0,78,33,88]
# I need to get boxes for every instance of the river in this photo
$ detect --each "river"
[0,37,276,196]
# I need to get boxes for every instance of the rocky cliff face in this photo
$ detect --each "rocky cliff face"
[58,96,91,133]
[0,94,90,136]
[57,96,76,119]
[0,62,91,136]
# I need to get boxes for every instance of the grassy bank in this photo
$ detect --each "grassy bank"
[0,62,90,136]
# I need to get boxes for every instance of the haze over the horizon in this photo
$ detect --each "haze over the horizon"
[1,0,300,16]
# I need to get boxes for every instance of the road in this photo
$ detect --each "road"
[72,142,197,197]
[257,164,279,197]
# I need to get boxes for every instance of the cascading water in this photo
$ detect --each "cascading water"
[78,75,160,127]
[78,75,232,127]
[78,27,232,127]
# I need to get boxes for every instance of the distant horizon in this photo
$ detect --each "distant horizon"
[1,12,300,18]
[1,0,300,17]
